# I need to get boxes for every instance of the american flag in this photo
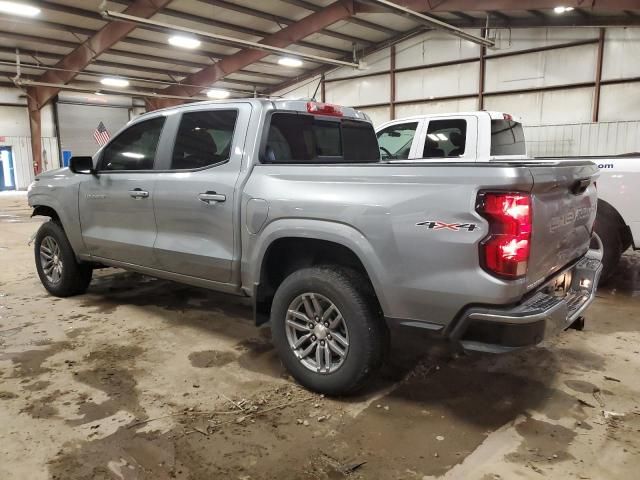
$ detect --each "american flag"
[93,122,111,146]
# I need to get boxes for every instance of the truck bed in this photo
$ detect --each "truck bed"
[243,160,598,329]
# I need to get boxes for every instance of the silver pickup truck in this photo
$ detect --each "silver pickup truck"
[28,99,602,395]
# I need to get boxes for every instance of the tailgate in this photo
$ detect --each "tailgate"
[526,161,599,290]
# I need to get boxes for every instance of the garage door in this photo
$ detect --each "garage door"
[57,103,131,157]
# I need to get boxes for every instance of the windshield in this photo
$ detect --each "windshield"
[376,122,418,160]
[263,112,380,163]
[491,120,526,156]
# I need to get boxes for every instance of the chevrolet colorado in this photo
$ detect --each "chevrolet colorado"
[376,110,635,281]
[28,99,601,394]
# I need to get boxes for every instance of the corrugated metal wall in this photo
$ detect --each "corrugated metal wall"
[0,100,61,190]
[0,136,60,190]
[525,121,640,157]
[275,27,640,134]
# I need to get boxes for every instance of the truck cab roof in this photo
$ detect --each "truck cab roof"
[134,98,372,123]
[378,111,521,125]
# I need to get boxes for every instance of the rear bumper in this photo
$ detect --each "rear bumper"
[451,248,603,353]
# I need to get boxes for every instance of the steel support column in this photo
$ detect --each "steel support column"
[27,93,42,176]
[478,28,486,110]
[390,44,396,119]
[593,28,605,122]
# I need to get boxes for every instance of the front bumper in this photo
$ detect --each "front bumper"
[451,247,603,353]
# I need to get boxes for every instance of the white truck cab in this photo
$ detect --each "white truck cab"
[376,111,529,163]
[377,111,639,281]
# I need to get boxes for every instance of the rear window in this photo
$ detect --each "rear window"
[424,119,467,158]
[491,120,526,156]
[263,112,379,163]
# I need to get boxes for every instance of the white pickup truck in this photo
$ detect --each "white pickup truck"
[376,111,638,281]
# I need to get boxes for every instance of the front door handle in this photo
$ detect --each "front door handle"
[129,188,149,199]
[198,191,226,204]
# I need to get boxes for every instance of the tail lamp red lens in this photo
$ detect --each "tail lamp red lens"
[477,192,532,279]
[306,101,343,117]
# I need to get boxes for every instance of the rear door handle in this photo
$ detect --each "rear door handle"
[129,188,149,199]
[198,191,226,204]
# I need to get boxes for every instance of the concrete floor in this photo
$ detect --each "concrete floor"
[1,191,639,480]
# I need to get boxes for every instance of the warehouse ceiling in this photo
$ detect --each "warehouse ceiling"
[0,0,639,108]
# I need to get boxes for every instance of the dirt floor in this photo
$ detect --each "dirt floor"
[1,191,639,480]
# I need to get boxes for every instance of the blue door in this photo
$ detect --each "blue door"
[0,147,16,191]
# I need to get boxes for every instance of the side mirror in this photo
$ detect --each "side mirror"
[69,156,95,175]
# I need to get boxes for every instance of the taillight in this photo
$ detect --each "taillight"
[306,101,343,117]
[477,192,532,279]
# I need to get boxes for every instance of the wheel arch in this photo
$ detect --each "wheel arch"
[249,221,387,326]
[597,198,633,250]
[29,193,88,259]
[32,204,62,224]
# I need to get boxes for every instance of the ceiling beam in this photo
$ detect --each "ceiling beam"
[194,0,373,46]
[151,0,359,108]
[0,47,289,88]
[102,9,360,68]
[450,11,476,22]
[0,16,309,71]
[356,0,640,13]
[527,10,548,19]
[359,0,494,46]
[0,34,279,90]
[0,60,262,95]
[488,10,510,21]
[28,0,174,109]
[450,14,640,27]
[0,23,291,80]
[279,0,399,35]
[39,0,352,57]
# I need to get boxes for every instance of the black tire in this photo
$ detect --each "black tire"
[270,266,388,396]
[34,220,93,297]
[594,214,623,284]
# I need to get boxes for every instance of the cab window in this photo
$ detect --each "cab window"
[490,120,526,156]
[171,110,238,170]
[376,122,418,160]
[100,117,165,171]
[423,119,467,158]
[263,113,379,163]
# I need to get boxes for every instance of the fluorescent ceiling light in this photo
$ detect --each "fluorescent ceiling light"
[553,6,574,13]
[436,133,448,141]
[168,35,201,49]
[427,134,439,141]
[101,77,129,87]
[207,88,230,99]
[0,1,40,17]
[278,57,303,68]
[122,152,144,159]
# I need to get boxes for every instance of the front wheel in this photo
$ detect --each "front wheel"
[34,221,93,297]
[270,266,387,395]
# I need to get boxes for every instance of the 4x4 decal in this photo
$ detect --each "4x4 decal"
[416,220,479,231]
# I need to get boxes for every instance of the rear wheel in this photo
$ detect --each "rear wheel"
[34,221,93,297]
[270,266,387,395]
